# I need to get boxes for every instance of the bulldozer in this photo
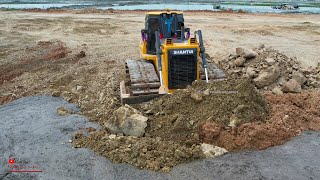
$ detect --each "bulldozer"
[120,10,225,104]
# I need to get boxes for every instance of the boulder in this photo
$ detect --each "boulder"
[201,143,227,158]
[236,47,258,59]
[253,64,281,88]
[282,79,302,93]
[233,57,246,67]
[292,71,307,85]
[272,87,283,95]
[104,105,148,137]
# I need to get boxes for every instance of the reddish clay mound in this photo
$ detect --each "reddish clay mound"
[206,91,320,151]
[0,41,70,85]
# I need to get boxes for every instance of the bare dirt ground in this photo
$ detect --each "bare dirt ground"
[0,9,320,174]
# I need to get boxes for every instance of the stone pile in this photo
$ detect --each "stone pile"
[219,45,320,94]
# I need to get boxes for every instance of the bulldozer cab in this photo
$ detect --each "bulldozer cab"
[143,12,185,54]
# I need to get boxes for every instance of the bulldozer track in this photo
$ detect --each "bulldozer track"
[200,60,226,80]
[125,59,160,96]
[120,59,226,104]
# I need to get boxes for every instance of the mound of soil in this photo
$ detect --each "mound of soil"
[74,131,204,172]
[214,91,320,150]
[74,79,269,172]
[141,79,269,143]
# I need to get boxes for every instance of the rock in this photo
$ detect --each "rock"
[258,44,265,50]
[228,114,241,127]
[104,105,148,137]
[145,109,154,115]
[76,85,83,91]
[277,76,287,86]
[253,64,281,88]
[233,57,246,67]
[203,89,210,96]
[272,87,283,95]
[292,72,307,86]
[265,58,275,65]
[246,67,256,77]
[75,51,86,59]
[309,81,320,88]
[201,143,227,158]
[292,64,299,70]
[57,106,72,116]
[233,104,250,114]
[52,91,61,97]
[161,167,171,173]
[200,122,221,141]
[172,116,191,132]
[236,47,258,59]
[108,134,116,139]
[282,79,302,93]
[190,92,203,102]
[283,115,290,121]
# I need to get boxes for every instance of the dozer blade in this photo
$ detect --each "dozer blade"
[120,59,163,104]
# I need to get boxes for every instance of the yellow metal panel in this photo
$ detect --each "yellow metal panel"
[146,11,183,15]
[160,42,201,91]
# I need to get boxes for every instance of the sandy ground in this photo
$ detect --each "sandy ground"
[0,10,319,121]
[1,10,319,67]
[0,96,320,180]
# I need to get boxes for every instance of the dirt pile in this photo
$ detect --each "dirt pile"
[141,79,269,142]
[74,79,268,171]
[74,131,204,172]
[219,45,320,93]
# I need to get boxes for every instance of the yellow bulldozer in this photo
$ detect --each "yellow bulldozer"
[120,10,225,104]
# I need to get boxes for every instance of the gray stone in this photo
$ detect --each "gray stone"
[236,47,258,59]
[292,72,307,85]
[191,92,203,102]
[253,65,281,88]
[246,67,256,77]
[76,85,83,91]
[272,87,283,95]
[265,58,276,65]
[228,114,241,127]
[203,89,210,96]
[277,76,287,86]
[309,81,320,88]
[104,105,148,137]
[108,134,116,139]
[52,91,61,97]
[282,79,302,93]
[201,143,228,158]
[233,57,246,67]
